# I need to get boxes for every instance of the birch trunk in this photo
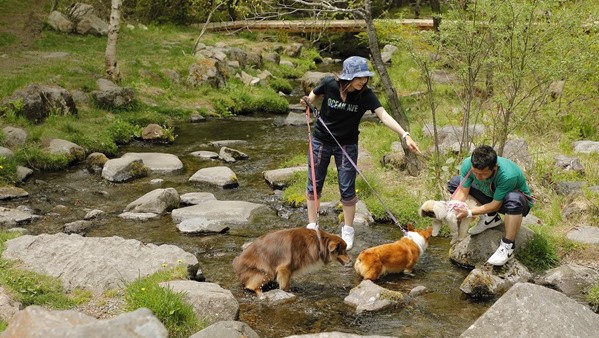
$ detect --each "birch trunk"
[105,0,122,82]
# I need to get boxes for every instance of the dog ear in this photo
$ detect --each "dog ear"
[407,223,415,232]
[419,200,435,217]
[423,226,433,238]
[328,239,344,252]
[432,201,448,219]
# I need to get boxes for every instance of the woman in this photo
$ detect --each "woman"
[301,56,421,250]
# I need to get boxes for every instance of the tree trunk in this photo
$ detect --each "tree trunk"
[364,0,421,176]
[430,0,441,31]
[105,0,122,82]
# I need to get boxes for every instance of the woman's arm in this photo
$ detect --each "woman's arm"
[374,106,421,154]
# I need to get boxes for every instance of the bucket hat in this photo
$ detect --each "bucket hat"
[338,56,375,80]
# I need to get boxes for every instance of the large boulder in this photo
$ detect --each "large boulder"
[1,233,199,294]
[0,306,167,338]
[461,283,599,337]
[0,84,77,123]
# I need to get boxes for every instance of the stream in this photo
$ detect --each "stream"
[6,116,492,337]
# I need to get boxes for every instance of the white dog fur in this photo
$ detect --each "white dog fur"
[418,198,479,245]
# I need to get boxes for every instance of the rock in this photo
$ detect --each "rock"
[460,260,532,299]
[158,280,239,325]
[189,320,260,338]
[263,166,306,189]
[121,152,183,174]
[1,306,167,338]
[344,280,410,313]
[460,283,599,337]
[189,166,239,188]
[123,188,180,214]
[566,225,599,244]
[1,233,199,293]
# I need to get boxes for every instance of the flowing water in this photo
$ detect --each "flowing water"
[7,115,492,337]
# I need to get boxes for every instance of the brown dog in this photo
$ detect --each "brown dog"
[354,226,433,281]
[232,227,351,295]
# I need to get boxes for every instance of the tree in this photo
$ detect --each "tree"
[439,0,586,156]
[105,0,122,82]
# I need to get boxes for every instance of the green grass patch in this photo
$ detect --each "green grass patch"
[124,266,205,338]
[517,230,559,272]
[587,281,599,312]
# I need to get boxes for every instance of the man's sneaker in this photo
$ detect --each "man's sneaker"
[306,223,318,230]
[341,225,355,251]
[468,213,502,235]
[487,240,515,266]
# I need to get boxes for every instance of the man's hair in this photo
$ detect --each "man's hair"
[471,145,497,170]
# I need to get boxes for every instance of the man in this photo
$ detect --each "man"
[449,145,533,266]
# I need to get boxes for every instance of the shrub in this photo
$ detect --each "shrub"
[104,118,140,145]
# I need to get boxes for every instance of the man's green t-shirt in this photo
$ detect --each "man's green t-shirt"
[460,156,533,207]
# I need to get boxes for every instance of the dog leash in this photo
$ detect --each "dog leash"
[302,97,408,236]
[303,100,327,258]
[450,169,472,200]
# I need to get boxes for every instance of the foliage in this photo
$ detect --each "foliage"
[124,266,205,338]
[14,145,70,171]
[0,320,6,331]
[517,230,559,272]
[587,281,599,313]
[268,77,293,94]
[0,155,18,185]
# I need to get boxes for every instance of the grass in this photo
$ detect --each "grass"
[124,266,206,338]
[587,281,599,312]
[0,231,90,310]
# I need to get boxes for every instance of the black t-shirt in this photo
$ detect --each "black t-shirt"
[312,76,382,145]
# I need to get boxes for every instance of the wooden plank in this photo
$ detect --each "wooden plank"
[198,19,434,33]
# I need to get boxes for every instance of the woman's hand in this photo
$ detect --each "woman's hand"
[405,136,421,154]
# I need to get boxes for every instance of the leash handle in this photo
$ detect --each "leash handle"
[301,96,319,117]
[305,105,320,226]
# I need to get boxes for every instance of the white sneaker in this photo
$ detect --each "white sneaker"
[306,223,318,230]
[487,240,514,266]
[341,225,355,251]
[468,213,502,235]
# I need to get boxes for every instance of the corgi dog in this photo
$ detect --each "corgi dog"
[232,227,351,296]
[354,226,433,281]
[418,199,478,245]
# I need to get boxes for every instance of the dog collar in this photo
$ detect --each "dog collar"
[406,232,426,255]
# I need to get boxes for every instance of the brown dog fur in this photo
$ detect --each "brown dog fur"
[232,227,351,295]
[354,226,433,281]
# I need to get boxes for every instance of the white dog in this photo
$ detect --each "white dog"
[418,199,478,245]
